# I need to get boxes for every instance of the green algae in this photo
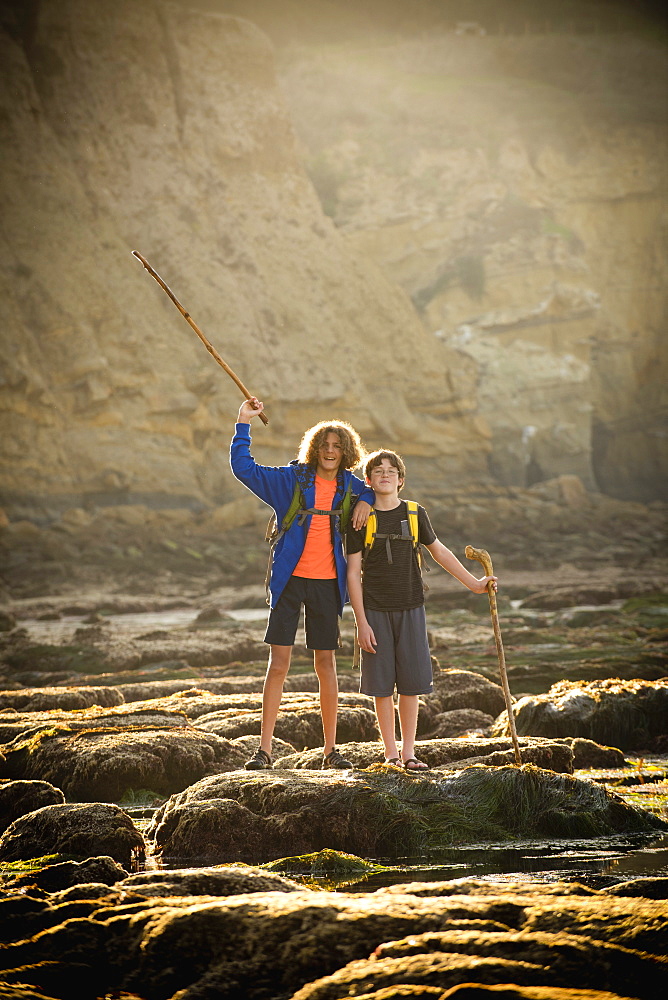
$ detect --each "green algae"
[261,848,390,889]
[0,854,69,884]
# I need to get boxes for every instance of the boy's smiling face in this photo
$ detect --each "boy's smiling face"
[316,431,343,479]
[367,457,403,496]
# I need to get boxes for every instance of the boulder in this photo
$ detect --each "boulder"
[0,727,247,801]
[146,765,666,863]
[0,803,145,867]
[118,865,303,897]
[423,709,494,739]
[426,670,508,720]
[493,678,668,750]
[0,780,65,834]
[566,738,627,769]
[2,855,126,892]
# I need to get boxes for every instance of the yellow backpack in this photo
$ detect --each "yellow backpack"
[363,499,423,569]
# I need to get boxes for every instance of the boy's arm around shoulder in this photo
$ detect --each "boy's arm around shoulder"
[425,538,497,594]
[350,472,374,530]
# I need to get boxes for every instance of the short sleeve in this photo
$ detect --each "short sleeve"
[346,520,365,555]
[418,505,437,546]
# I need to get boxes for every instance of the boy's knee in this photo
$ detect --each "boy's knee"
[313,650,336,674]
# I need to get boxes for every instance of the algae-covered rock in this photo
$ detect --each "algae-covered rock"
[0,780,65,834]
[262,848,389,888]
[494,678,668,750]
[2,854,126,892]
[0,686,124,712]
[0,803,145,867]
[0,885,664,1000]
[118,865,303,898]
[423,708,495,739]
[291,925,667,1000]
[275,737,574,773]
[146,765,666,862]
[0,726,246,801]
[196,703,378,747]
[0,705,190,744]
[426,669,508,720]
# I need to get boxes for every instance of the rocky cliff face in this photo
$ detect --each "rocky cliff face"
[280,30,667,502]
[1,0,476,526]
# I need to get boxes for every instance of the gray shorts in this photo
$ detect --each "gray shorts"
[360,605,433,697]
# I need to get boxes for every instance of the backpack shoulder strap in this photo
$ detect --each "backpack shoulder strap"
[364,508,377,552]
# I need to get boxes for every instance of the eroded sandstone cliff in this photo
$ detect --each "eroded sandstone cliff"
[0,0,474,525]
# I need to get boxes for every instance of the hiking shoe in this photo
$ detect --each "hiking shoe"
[245,748,272,770]
[323,747,352,769]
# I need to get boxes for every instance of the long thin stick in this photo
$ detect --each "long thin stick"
[132,251,268,425]
[465,544,522,766]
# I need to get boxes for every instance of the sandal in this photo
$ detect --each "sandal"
[402,757,429,772]
[384,758,401,766]
[245,748,272,771]
[323,747,353,769]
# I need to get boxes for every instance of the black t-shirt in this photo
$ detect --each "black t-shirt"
[347,500,436,611]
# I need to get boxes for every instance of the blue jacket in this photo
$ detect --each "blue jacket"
[230,423,374,613]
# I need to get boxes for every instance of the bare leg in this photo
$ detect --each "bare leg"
[313,649,339,754]
[374,695,399,760]
[398,694,420,763]
[259,644,292,755]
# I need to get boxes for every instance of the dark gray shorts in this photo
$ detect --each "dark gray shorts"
[265,576,340,650]
[360,605,433,697]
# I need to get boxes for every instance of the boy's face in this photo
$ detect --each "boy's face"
[367,457,403,495]
[316,431,343,478]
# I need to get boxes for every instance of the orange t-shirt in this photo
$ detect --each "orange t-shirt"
[292,475,338,579]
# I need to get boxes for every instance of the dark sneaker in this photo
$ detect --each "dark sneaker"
[323,747,352,769]
[245,748,272,770]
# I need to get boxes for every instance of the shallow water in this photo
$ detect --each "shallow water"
[17,606,270,642]
[130,832,668,891]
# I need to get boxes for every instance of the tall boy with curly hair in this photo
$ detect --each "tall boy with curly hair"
[231,397,374,770]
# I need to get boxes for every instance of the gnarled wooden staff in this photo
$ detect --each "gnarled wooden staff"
[465,544,522,765]
[132,251,268,424]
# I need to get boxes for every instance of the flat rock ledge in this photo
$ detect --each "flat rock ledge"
[147,764,667,862]
[274,737,576,773]
[0,881,665,1000]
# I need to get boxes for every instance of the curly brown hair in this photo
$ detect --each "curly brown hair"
[298,420,366,471]
[365,449,406,491]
